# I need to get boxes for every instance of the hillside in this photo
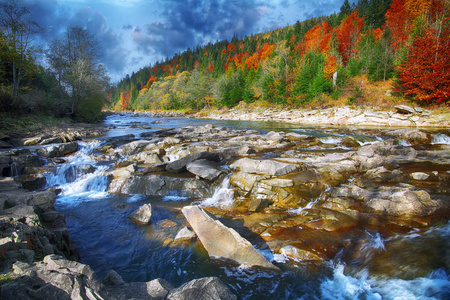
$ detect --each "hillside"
[109,0,450,112]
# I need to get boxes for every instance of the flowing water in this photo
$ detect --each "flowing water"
[45,113,450,299]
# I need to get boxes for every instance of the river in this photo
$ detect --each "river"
[45,113,450,299]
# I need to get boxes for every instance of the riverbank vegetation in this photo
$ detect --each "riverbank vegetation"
[109,0,450,112]
[0,0,108,122]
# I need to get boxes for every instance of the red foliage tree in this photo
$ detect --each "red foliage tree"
[396,24,450,104]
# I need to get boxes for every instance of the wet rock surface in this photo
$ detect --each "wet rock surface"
[1,115,450,299]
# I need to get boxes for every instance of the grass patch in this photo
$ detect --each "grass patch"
[0,112,73,138]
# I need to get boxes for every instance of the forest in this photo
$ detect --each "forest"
[1,0,449,124]
[0,0,108,122]
[110,0,450,112]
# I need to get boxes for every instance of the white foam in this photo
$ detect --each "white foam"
[398,139,412,146]
[320,137,343,144]
[127,194,146,203]
[431,133,450,145]
[321,264,381,299]
[201,176,235,208]
[162,195,189,202]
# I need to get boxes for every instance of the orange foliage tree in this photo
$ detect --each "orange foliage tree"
[336,10,365,65]
[120,90,131,110]
[301,21,332,54]
[144,75,157,89]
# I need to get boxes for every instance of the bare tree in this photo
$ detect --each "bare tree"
[0,0,41,104]
[46,26,109,120]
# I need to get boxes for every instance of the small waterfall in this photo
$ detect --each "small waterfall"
[9,161,19,178]
[431,133,450,145]
[45,141,110,201]
[201,175,235,208]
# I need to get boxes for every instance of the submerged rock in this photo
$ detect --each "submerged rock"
[182,205,280,271]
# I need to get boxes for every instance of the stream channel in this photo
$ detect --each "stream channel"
[44,113,449,299]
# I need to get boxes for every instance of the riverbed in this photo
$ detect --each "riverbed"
[45,113,450,299]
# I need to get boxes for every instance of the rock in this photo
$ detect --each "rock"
[37,142,78,158]
[129,203,152,224]
[248,198,270,212]
[182,205,279,270]
[238,145,255,155]
[15,173,47,191]
[62,164,95,182]
[410,172,430,180]
[119,140,152,155]
[103,269,126,286]
[230,172,270,197]
[341,136,360,148]
[40,136,64,145]
[260,178,294,188]
[146,278,174,299]
[166,277,237,300]
[395,105,416,114]
[23,135,43,146]
[1,254,106,299]
[365,188,440,216]
[174,226,196,241]
[389,129,430,145]
[10,153,44,176]
[167,152,220,173]
[27,190,57,210]
[144,174,166,195]
[186,159,224,181]
[0,139,12,148]
[280,245,322,261]
[230,158,299,176]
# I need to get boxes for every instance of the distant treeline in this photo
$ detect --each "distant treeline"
[110,0,450,111]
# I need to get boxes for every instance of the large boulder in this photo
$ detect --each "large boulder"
[230,158,299,176]
[186,159,224,181]
[37,142,79,158]
[102,277,174,300]
[166,277,236,300]
[119,140,153,155]
[182,205,279,270]
[166,152,220,173]
[1,255,103,300]
[365,188,440,216]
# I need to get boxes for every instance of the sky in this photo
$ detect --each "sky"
[22,0,344,82]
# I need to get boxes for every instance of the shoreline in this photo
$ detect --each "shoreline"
[196,105,450,129]
[107,105,450,129]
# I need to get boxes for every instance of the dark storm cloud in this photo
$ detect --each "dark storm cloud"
[123,24,133,30]
[24,0,69,40]
[132,0,264,58]
[23,0,127,76]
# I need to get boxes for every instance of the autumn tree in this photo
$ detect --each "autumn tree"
[396,22,450,104]
[336,10,365,65]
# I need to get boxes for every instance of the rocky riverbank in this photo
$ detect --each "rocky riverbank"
[1,113,449,298]
[201,105,450,128]
[0,180,236,298]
